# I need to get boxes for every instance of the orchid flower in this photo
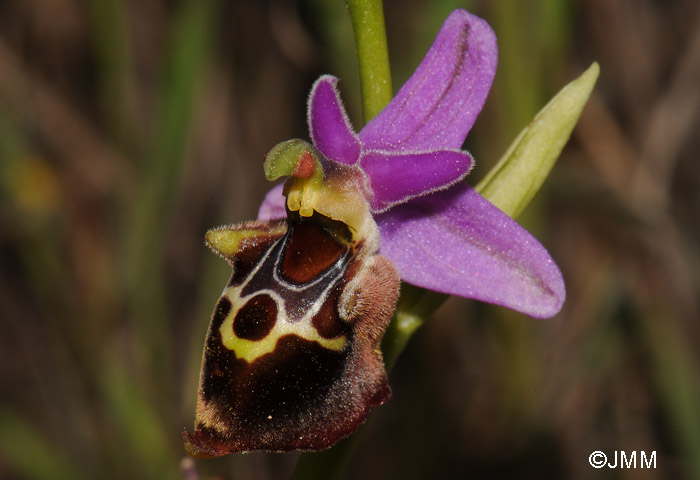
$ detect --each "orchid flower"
[259,9,565,319]
[184,8,573,458]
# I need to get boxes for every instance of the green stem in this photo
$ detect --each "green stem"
[345,0,393,123]
[382,284,446,371]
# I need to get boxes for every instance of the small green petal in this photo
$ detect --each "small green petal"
[477,62,600,218]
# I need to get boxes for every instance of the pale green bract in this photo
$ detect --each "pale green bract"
[477,62,600,218]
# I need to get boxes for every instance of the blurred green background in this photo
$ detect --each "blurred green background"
[1,0,699,479]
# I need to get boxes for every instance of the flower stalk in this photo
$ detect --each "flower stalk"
[382,285,446,371]
[345,0,393,123]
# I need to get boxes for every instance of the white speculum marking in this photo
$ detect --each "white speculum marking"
[218,236,348,363]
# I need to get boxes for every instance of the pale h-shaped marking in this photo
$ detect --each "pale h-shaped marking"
[218,285,347,364]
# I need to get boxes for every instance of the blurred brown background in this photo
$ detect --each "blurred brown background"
[1,0,699,479]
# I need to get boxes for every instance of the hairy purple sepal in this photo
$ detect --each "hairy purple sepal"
[376,184,565,318]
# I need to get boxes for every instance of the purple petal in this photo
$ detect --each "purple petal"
[360,149,473,213]
[360,9,497,151]
[308,75,361,165]
[375,184,565,318]
[257,183,286,220]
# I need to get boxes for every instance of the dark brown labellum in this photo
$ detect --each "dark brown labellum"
[184,212,399,457]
